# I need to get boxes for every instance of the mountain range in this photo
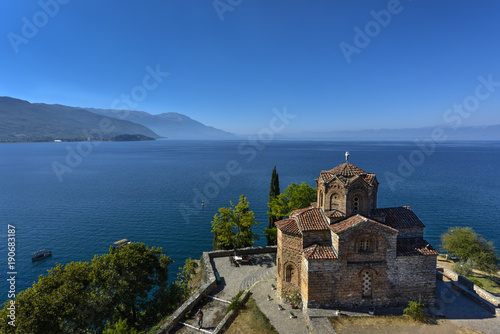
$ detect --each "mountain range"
[0,97,235,142]
[0,96,499,142]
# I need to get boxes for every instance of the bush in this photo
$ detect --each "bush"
[403,296,427,322]
[227,291,245,314]
[453,260,473,277]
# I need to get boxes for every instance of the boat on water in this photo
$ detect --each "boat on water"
[113,239,131,249]
[32,249,52,262]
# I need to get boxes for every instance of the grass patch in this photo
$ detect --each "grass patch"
[329,316,483,334]
[467,273,500,294]
[225,296,278,334]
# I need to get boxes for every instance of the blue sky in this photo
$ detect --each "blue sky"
[1,0,499,135]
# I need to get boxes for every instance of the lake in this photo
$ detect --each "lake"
[1,139,499,300]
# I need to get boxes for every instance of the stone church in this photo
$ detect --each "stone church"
[275,153,437,309]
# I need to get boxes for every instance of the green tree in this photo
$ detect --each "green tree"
[268,182,316,221]
[441,227,499,275]
[103,318,142,334]
[176,258,199,297]
[265,165,280,245]
[212,194,259,250]
[0,243,175,333]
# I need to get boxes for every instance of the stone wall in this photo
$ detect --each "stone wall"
[302,230,331,248]
[277,230,303,299]
[396,227,424,238]
[389,255,437,305]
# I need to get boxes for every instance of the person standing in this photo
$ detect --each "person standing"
[196,308,204,329]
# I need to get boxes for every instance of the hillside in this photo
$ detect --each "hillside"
[85,108,236,140]
[0,97,160,142]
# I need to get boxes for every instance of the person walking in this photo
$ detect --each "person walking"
[196,308,204,329]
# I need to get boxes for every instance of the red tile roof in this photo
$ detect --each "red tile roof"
[397,238,438,256]
[302,244,337,260]
[319,162,377,186]
[324,209,345,218]
[275,218,301,236]
[292,207,329,231]
[371,207,425,229]
[329,214,398,234]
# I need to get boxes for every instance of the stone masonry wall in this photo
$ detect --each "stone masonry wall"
[277,230,303,299]
[302,230,331,248]
[396,227,424,238]
[388,255,437,305]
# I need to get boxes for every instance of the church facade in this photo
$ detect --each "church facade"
[275,154,437,309]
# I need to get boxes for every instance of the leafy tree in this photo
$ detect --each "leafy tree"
[268,182,316,222]
[212,194,259,250]
[265,165,280,245]
[0,243,175,333]
[441,227,499,275]
[176,258,199,297]
[103,318,142,334]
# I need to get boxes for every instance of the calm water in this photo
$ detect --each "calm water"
[1,140,499,301]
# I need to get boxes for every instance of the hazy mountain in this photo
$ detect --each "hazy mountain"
[0,97,160,142]
[84,108,236,139]
[293,125,500,141]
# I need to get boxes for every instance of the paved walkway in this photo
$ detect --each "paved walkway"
[172,254,500,334]
[433,280,500,334]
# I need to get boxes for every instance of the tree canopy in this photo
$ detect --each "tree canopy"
[211,194,259,250]
[268,182,316,222]
[0,243,177,333]
[441,227,499,275]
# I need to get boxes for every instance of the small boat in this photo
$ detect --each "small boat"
[113,239,131,249]
[32,249,52,262]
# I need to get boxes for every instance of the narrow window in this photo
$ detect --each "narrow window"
[285,264,295,283]
[353,196,360,212]
[362,271,372,297]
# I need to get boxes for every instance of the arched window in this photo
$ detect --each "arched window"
[277,257,281,277]
[353,195,360,212]
[285,264,295,283]
[362,271,372,297]
[330,193,339,209]
[319,190,324,207]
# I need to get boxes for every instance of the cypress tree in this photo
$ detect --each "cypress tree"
[266,165,280,245]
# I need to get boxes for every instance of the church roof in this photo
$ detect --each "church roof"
[329,214,398,235]
[302,244,337,260]
[275,218,301,236]
[291,207,329,231]
[372,207,426,229]
[318,162,377,186]
[324,209,345,219]
[397,238,438,256]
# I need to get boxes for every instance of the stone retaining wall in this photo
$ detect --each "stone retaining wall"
[157,246,277,333]
[436,267,500,317]
[212,290,251,334]
[157,252,217,333]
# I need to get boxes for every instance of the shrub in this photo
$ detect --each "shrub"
[453,260,473,277]
[227,291,245,314]
[403,296,427,322]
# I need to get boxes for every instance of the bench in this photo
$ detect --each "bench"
[215,271,221,283]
